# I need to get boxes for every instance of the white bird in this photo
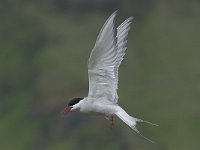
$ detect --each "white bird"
[63,11,157,142]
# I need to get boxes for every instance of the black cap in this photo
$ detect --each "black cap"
[68,97,83,106]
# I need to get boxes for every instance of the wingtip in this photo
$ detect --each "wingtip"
[129,16,134,21]
[109,10,118,20]
[113,10,118,15]
[110,11,134,20]
[126,16,134,23]
[104,10,118,25]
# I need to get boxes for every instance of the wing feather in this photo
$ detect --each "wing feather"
[88,11,117,102]
[114,17,134,103]
[87,12,133,104]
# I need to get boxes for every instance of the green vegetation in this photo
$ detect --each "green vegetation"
[0,1,200,149]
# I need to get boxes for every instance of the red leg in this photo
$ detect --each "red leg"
[109,116,115,129]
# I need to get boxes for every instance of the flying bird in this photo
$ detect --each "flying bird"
[63,11,157,142]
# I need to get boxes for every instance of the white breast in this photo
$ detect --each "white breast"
[79,98,118,117]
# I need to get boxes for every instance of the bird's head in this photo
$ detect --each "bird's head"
[63,97,83,115]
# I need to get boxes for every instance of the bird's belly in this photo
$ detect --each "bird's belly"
[80,103,117,117]
[82,111,103,116]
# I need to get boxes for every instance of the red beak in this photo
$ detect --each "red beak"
[63,106,72,115]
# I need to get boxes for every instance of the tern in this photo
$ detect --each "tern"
[63,11,157,142]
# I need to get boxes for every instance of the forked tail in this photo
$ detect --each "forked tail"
[115,106,158,143]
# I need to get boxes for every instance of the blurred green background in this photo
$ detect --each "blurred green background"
[0,0,200,150]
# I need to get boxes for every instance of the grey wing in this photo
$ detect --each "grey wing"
[114,17,134,103]
[88,11,118,103]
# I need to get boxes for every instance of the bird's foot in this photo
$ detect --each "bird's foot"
[109,116,115,129]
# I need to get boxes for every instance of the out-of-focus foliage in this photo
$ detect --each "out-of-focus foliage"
[0,0,200,150]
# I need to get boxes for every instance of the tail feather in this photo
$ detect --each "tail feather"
[137,118,159,126]
[115,106,157,143]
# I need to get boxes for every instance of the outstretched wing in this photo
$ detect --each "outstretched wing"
[114,17,134,103]
[88,11,133,104]
[88,11,117,103]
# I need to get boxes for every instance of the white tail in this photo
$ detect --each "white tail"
[115,106,158,143]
